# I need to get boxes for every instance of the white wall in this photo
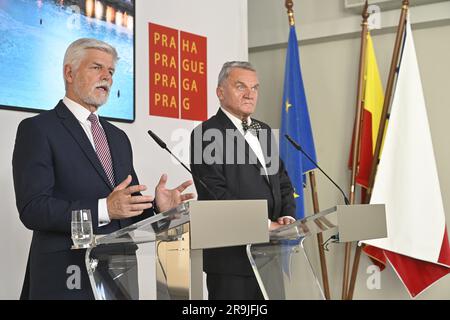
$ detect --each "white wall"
[248,0,450,299]
[120,0,248,201]
[0,111,32,299]
[0,0,247,299]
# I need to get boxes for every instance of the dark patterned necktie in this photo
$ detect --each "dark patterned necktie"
[87,113,115,186]
[242,119,262,135]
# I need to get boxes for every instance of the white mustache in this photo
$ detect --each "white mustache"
[94,81,111,92]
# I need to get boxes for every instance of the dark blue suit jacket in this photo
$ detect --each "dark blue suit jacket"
[12,101,153,299]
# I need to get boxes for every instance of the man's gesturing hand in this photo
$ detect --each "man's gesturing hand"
[155,174,195,213]
[107,175,154,219]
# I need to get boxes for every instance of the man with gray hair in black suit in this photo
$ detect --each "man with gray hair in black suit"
[190,61,296,300]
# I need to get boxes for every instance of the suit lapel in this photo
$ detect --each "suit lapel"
[56,101,114,190]
[257,128,276,186]
[216,109,271,186]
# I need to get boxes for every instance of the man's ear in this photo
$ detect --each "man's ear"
[64,64,74,84]
[216,86,224,101]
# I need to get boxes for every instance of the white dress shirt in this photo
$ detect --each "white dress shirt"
[221,107,268,176]
[63,96,111,226]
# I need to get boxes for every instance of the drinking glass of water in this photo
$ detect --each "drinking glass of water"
[71,209,93,249]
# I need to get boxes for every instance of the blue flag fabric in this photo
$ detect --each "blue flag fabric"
[280,26,317,220]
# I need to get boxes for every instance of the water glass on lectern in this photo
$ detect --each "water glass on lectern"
[71,209,93,248]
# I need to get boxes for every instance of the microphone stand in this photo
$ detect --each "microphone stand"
[285,134,350,205]
[147,130,217,200]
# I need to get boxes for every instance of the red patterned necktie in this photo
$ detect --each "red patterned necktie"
[87,113,115,186]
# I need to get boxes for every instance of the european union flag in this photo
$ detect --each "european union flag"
[280,26,317,219]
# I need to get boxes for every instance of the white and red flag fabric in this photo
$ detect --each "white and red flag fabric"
[362,19,450,298]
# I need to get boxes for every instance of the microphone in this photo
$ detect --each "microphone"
[147,130,217,200]
[148,129,167,149]
[284,134,350,205]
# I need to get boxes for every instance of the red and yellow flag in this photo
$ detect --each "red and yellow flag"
[348,31,384,189]
[349,31,386,270]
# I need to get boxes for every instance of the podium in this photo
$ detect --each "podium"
[247,204,387,299]
[84,200,268,300]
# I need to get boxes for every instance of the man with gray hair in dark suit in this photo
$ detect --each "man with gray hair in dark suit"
[190,61,296,300]
[13,38,194,299]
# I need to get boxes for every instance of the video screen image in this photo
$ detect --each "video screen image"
[0,0,135,122]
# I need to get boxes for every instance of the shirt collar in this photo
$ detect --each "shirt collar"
[63,96,98,123]
[220,107,251,134]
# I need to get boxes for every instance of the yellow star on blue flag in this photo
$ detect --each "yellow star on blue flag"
[285,100,293,113]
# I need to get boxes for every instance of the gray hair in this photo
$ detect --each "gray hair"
[63,38,118,82]
[217,61,256,86]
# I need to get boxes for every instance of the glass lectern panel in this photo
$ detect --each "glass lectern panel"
[85,203,191,300]
[247,210,338,300]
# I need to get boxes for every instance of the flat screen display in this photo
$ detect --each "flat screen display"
[0,0,135,122]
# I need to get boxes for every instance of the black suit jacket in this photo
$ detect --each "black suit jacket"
[190,108,295,276]
[12,101,154,299]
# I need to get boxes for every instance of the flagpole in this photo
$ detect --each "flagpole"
[346,0,410,300]
[341,0,370,300]
[308,171,331,299]
[284,0,331,300]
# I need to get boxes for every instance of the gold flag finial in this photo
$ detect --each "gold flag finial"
[362,0,369,26]
[362,1,369,21]
[285,0,295,26]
